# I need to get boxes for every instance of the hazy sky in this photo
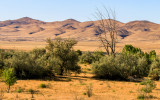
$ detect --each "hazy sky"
[0,0,159,23]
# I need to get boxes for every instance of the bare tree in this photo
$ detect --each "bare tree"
[94,8,118,55]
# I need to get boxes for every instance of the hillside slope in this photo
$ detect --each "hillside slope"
[0,17,160,42]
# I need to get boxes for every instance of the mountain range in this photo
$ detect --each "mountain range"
[0,17,160,42]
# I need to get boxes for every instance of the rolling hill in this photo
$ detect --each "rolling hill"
[0,17,160,42]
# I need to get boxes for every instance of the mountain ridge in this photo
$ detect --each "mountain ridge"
[0,17,160,42]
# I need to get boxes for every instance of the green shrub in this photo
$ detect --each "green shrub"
[80,51,94,64]
[149,59,160,80]
[30,48,46,59]
[0,60,4,69]
[79,51,105,64]
[138,79,156,99]
[76,49,82,56]
[28,89,34,98]
[1,38,81,79]
[92,54,149,80]
[16,87,23,93]
[83,92,87,95]
[2,68,17,93]
[0,50,15,69]
[149,50,156,62]
[28,89,34,93]
[129,91,133,93]
[122,45,156,64]
[40,84,47,88]
[137,94,145,99]
[0,50,15,59]
[122,45,143,56]
[5,51,53,79]
[141,87,152,93]
[140,79,156,91]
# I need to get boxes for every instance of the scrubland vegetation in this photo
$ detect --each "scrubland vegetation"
[0,38,160,99]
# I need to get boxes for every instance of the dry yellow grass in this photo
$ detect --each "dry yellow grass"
[0,65,160,100]
[1,40,160,54]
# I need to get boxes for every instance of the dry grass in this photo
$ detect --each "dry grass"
[0,65,160,100]
[1,40,160,54]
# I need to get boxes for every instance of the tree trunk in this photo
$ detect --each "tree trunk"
[60,66,64,75]
[8,85,10,93]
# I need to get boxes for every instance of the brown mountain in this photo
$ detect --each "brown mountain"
[0,17,160,42]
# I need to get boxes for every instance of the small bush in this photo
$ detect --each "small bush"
[141,87,152,93]
[81,83,86,85]
[16,87,23,93]
[140,79,156,88]
[140,79,156,93]
[40,84,47,88]
[28,89,34,98]
[129,91,133,93]
[83,92,87,95]
[28,89,34,93]
[137,94,145,99]
[138,79,156,99]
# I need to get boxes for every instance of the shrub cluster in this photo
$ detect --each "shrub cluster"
[92,45,158,80]
[92,54,149,80]
[0,38,81,79]
[2,49,53,79]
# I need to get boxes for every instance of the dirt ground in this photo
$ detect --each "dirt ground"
[0,65,160,100]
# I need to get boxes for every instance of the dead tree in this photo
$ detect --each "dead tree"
[94,8,118,55]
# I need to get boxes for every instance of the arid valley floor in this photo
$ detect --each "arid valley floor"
[0,64,160,100]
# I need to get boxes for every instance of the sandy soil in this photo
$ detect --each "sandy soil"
[0,65,160,100]
[1,40,160,54]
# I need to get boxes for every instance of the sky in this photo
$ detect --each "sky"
[0,0,159,23]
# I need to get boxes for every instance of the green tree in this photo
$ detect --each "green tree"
[122,45,144,56]
[122,45,156,64]
[2,68,17,93]
[46,38,80,75]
